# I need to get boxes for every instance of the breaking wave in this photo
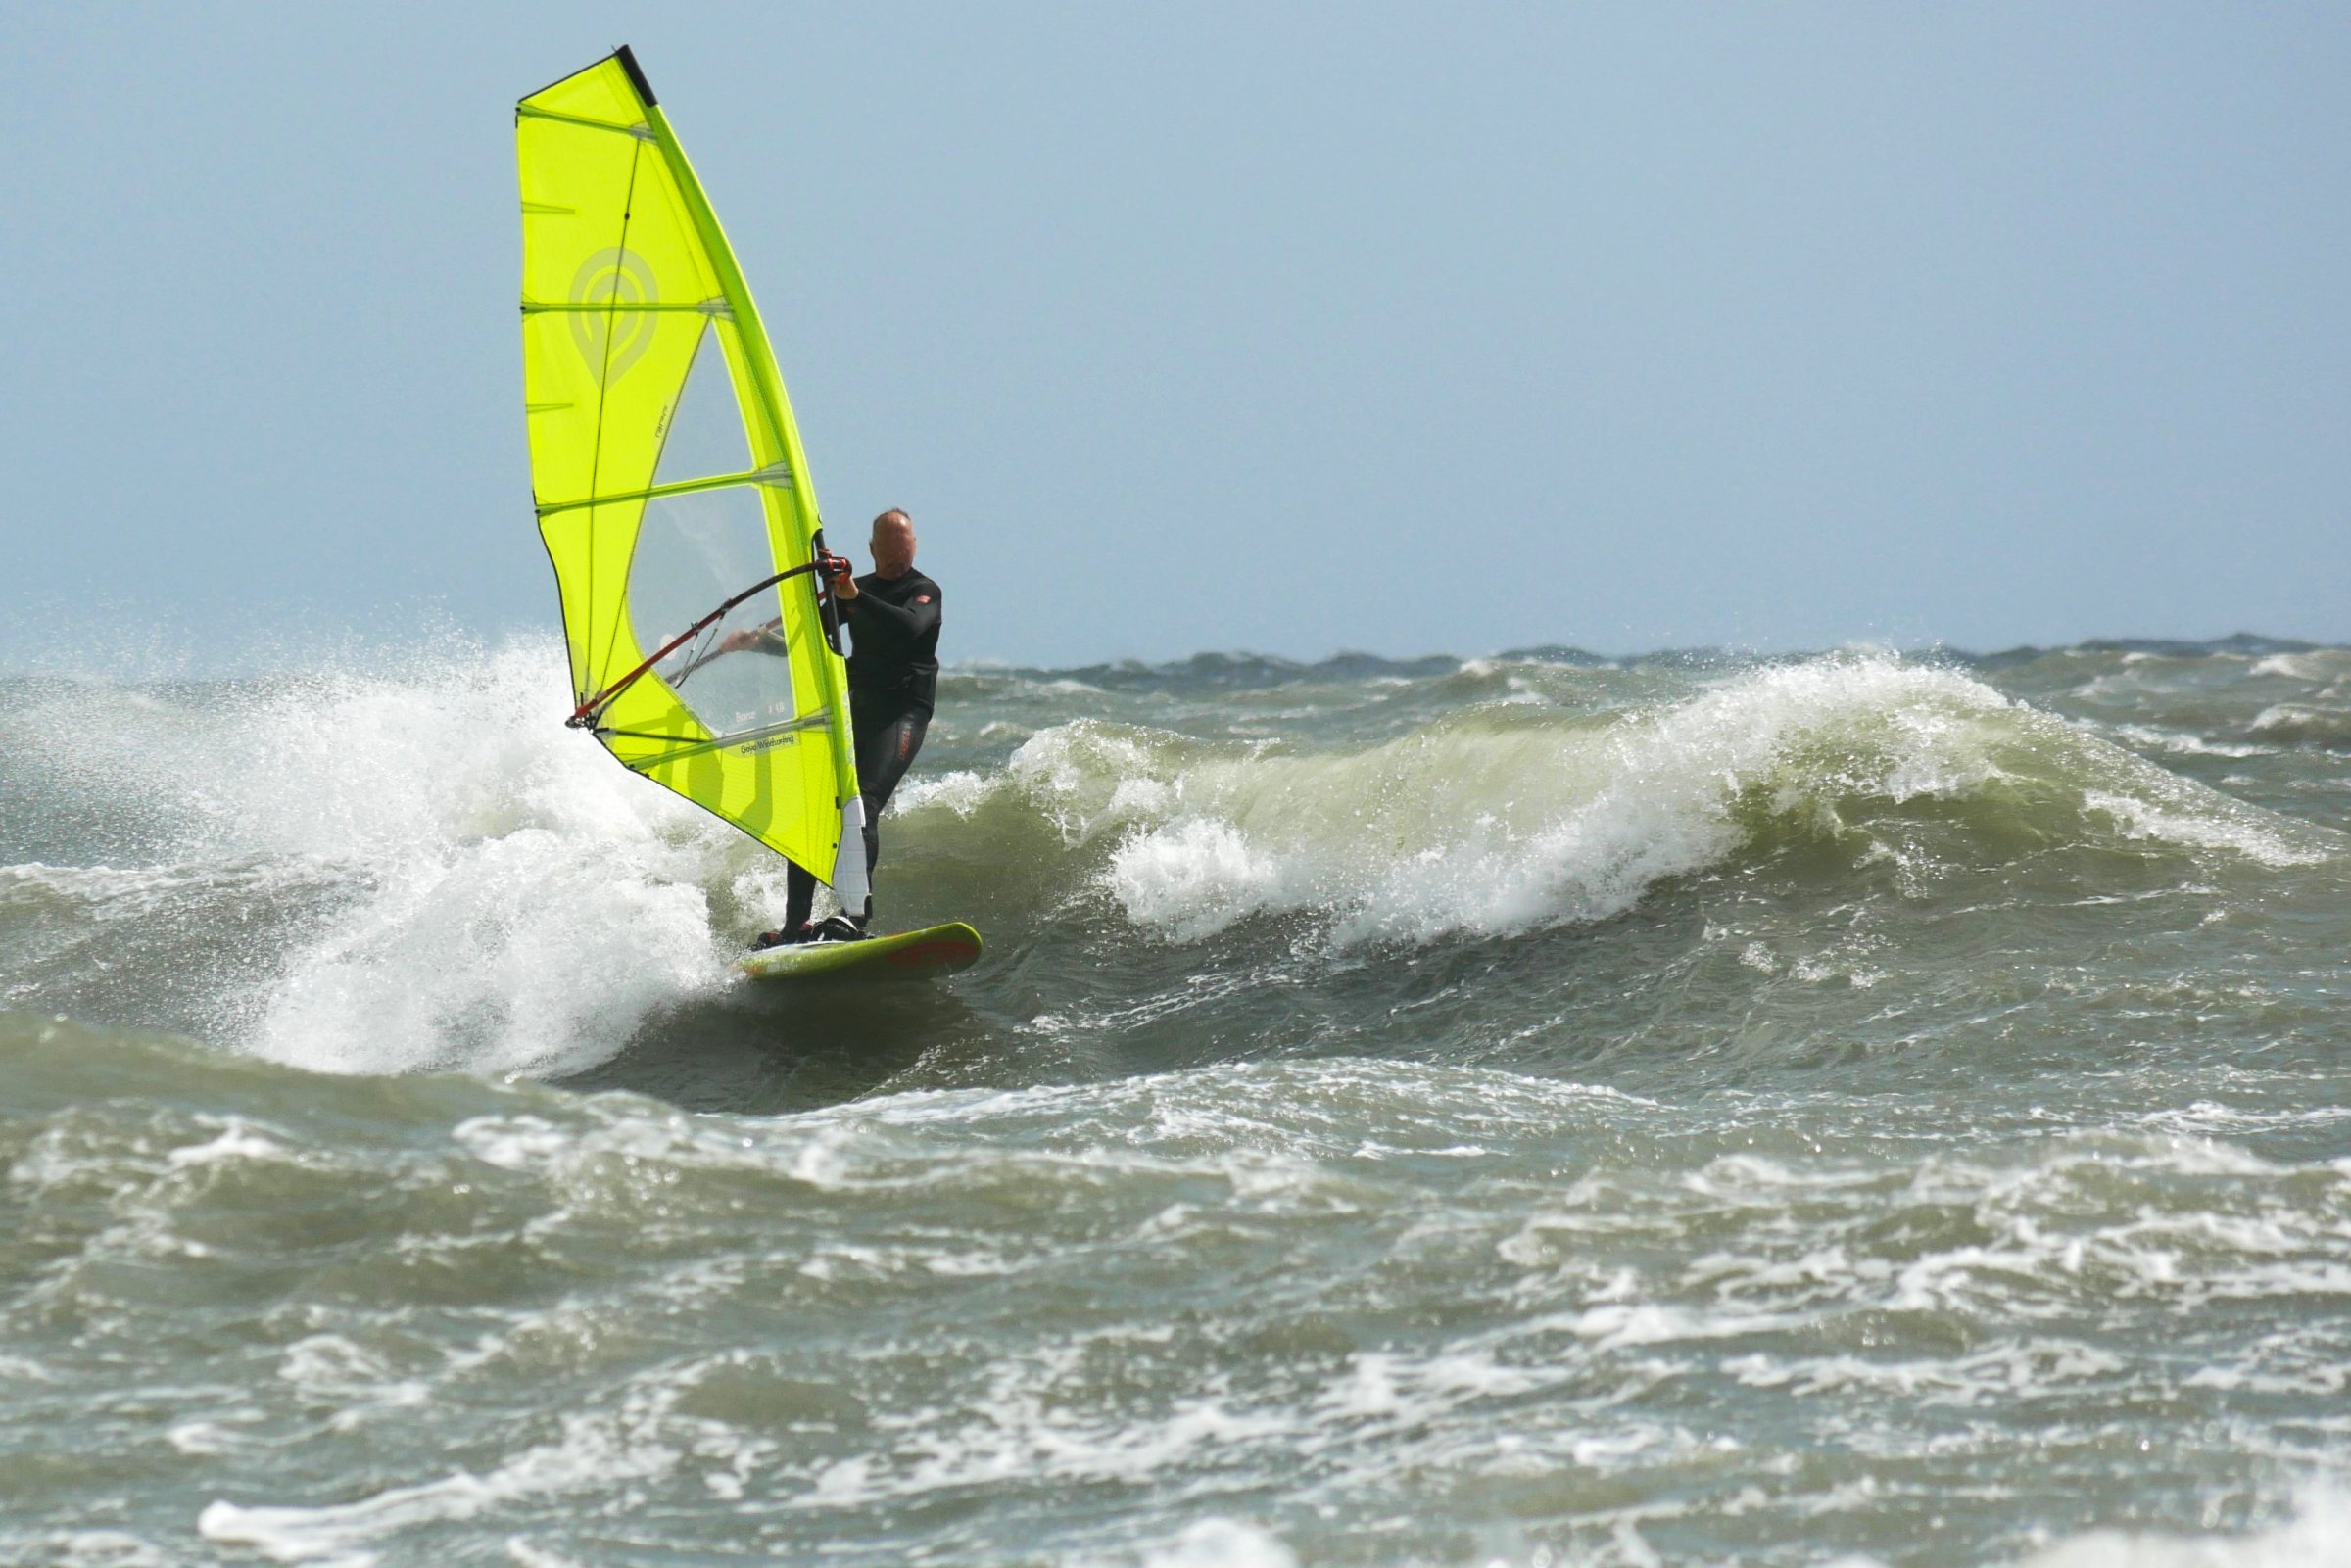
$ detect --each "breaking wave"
[907,654,2334,946]
[0,640,2337,1079]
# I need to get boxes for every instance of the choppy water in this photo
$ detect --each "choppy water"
[4,636,2349,1567]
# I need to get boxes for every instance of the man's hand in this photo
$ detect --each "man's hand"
[823,550,859,600]
[717,627,763,654]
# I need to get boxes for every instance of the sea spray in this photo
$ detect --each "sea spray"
[6,642,754,1073]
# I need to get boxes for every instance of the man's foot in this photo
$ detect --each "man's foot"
[749,923,815,950]
[809,914,868,943]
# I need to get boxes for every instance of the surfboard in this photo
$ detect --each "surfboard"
[738,922,983,983]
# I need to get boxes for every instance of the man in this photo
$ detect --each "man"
[754,508,941,946]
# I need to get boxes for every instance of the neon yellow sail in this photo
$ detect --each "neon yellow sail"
[516,47,866,907]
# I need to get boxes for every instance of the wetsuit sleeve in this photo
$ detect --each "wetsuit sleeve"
[845,587,940,646]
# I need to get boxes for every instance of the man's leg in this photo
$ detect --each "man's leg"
[849,707,931,926]
[784,861,818,932]
[755,714,926,946]
[745,861,820,947]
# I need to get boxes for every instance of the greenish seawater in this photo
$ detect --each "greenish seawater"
[3,637,2347,1565]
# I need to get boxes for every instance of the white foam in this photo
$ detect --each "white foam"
[889,768,991,815]
[2083,790,2327,868]
[0,859,329,921]
[503,1542,592,1568]
[1040,657,1944,943]
[452,1114,573,1171]
[1105,819,1280,941]
[2013,1489,2351,1568]
[21,638,758,1076]
[1127,1519,1299,1568]
[1569,1302,1800,1351]
[1023,653,2342,947]
[2111,722,2271,759]
[16,640,2342,1071]
[2249,704,2351,746]
[198,1382,685,1565]
[35,1533,178,1568]
[2249,651,2351,682]
[166,1121,294,1167]
[276,1335,428,1423]
[167,1420,248,1455]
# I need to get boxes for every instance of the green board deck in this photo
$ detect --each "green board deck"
[737,921,983,983]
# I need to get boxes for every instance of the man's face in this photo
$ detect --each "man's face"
[871,517,916,575]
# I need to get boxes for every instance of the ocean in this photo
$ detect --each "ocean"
[2,636,2347,1566]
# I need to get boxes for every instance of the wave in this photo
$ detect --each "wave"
[907,654,2336,947]
[2004,1492,2351,1568]
[2,641,2338,1081]
[2249,702,2351,747]
[16,1009,2348,1568]
[3,642,764,1077]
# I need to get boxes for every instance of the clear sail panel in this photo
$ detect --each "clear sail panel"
[628,483,799,740]
[653,322,752,485]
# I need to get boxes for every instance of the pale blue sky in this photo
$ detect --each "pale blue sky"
[5,3,2347,667]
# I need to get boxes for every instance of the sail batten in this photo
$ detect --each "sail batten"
[521,301,726,314]
[516,105,657,138]
[535,467,794,521]
[517,49,867,907]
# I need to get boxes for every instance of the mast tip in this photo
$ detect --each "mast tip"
[614,45,657,106]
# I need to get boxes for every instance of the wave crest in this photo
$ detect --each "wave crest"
[906,655,2333,946]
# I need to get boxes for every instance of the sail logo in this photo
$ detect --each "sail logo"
[569,247,659,381]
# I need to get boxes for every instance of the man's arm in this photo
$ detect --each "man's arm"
[844,587,940,643]
[699,550,863,657]
[716,620,788,655]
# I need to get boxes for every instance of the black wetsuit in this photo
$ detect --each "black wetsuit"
[785,567,942,928]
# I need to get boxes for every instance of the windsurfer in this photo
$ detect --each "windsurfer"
[742,508,941,946]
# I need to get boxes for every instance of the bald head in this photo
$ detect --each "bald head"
[870,508,916,578]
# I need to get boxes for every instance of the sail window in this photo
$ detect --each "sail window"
[628,484,799,739]
[652,324,752,485]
